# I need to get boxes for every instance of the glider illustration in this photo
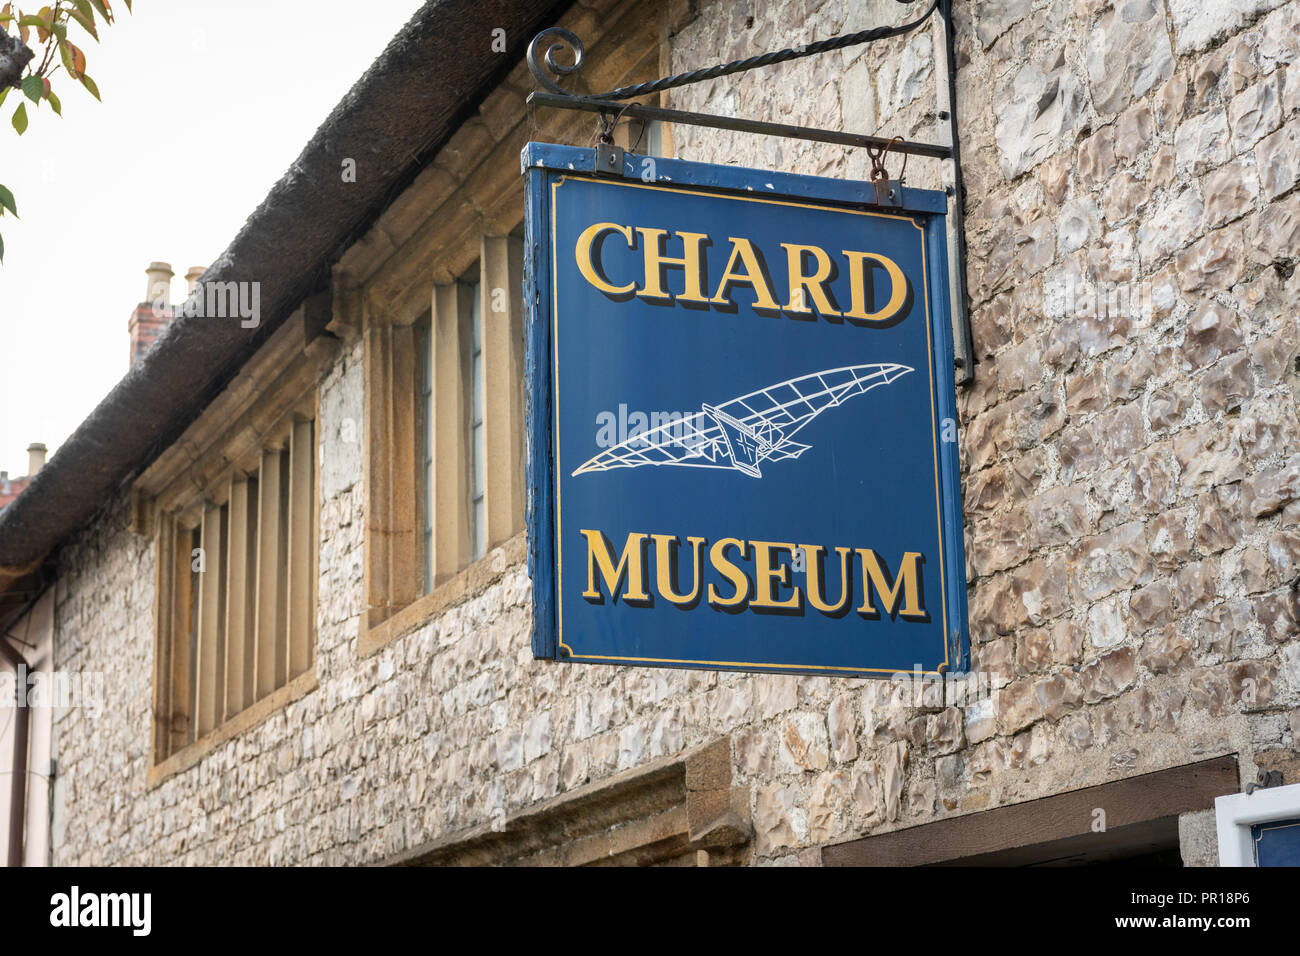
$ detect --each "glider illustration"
[572,363,913,479]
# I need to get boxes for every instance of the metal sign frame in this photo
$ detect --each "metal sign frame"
[523,141,970,678]
[524,0,975,383]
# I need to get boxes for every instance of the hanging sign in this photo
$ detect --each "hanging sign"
[523,142,968,678]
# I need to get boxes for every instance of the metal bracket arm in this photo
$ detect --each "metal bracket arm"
[526,92,952,161]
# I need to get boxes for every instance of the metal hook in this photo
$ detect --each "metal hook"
[866,135,905,183]
[593,103,633,146]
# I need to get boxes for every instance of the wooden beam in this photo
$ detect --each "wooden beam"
[415,314,433,595]
[822,755,1241,867]
[169,522,196,753]
[432,282,471,582]
[286,419,315,679]
[480,235,525,551]
[363,320,394,627]
[152,517,174,758]
[194,504,226,737]
[388,328,419,608]
[224,476,256,718]
[254,447,287,699]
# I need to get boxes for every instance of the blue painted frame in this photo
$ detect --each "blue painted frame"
[523,141,969,678]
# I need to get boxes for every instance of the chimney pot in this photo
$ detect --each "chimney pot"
[185,266,206,296]
[144,261,174,308]
[27,442,46,476]
[132,262,177,367]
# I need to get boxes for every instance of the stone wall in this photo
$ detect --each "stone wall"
[50,0,1300,865]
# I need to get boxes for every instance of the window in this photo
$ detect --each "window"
[152,413,317,761]
[620,115,671,158]
[1217,781,1300,866]
[360,235,526,654]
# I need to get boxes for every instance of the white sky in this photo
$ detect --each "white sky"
[0,0,427,478]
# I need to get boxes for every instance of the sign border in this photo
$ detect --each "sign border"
[523,142,970,679]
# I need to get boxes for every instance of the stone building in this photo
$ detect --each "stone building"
[0,0,1298,866]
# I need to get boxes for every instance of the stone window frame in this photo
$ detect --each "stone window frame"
[358,235,527,657]
[133,300,337,785]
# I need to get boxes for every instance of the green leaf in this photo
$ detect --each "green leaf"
[17,14,46,28]
[71,0,94,19]
[79,72,100,101]
[12,101,27,134]
[0,230,6,264]
[58,37,76,77]
[46,89,60,115]
[67,8,97,40]
[0,86,9,109]
[88,0,111,22]
[21,74,42,102]
[0,183,15,217]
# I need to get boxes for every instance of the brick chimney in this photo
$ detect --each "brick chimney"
[26,442,46,476]
[128,261,175,367]
[0,441,42,509]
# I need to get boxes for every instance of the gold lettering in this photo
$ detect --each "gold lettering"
[750,540,801,609]
[581,529,650,603]
[856,549,926,619]
[781,243,841,316]
[842,251,907,324]
[575,222,636,296]
[706,537,751,608]
[635,228,710,303]
[651,533,707,606]
[802,544,853,614]
[709,238,780,311]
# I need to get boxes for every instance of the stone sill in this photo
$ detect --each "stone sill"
[146,668,319,788]
[358,531,526,658]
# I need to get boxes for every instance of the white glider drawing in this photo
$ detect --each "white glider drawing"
[572,363,913,479]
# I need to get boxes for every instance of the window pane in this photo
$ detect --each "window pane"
[645,119,663,157]
[473,497,486,560]
[473,421,486,498]
[471,352,483,427]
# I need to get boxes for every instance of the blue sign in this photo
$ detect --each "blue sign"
[1254,817,1300,866]
[523,142,968,678]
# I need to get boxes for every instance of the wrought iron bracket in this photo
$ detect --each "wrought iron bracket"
[524,0,975,382]
[526,91,952,160]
